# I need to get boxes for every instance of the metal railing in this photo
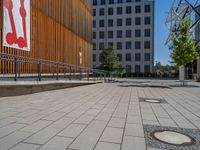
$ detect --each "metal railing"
[0,53,111,82]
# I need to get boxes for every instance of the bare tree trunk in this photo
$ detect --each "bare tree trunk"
[179,65,185,86]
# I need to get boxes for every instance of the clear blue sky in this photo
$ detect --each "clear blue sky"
[155,0,173,65]
[155,0,197,65]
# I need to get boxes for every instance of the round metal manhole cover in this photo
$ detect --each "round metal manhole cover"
[144,99,161,103]
[151,130,196,146]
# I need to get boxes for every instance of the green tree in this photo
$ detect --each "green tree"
[100,46,118,72]
[169,19,198,66]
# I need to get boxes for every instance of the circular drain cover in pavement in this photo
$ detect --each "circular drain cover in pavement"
[152,130,196,146]
[145,99,160,103]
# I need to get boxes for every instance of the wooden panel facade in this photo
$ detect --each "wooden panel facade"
[0,0,92,73]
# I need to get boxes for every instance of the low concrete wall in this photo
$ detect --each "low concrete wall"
[0,82,100,97]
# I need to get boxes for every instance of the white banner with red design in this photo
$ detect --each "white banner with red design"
[3,0,30,51]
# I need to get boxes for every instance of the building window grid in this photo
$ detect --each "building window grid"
[108,19,114,27]
[144,53,150,61]
[117,7,123,15]
[144,41,150,49]
[135,5,141,13]
[126,18,132,26]
[93,1,153,73]
[99,8,105,16]
[117,30,123,38]
[93,43,96,50]
[135,29,141,37]
[108,8,114,15]
[126,6,132,14]
[93,32,96,39]
[135,53,141,61]
[108,31,114,39]
[145,16,151,25]
[117,42,123,50]
[145,29,150,37]
[126,30,132,38]
[135,41,141,49]
[135,17,141,25]
[101,0,106,5]
[126,42,132,50]
[117,19,123,26]
[145,5,151,13]
[126,54,132,61]
[99,20,105,27]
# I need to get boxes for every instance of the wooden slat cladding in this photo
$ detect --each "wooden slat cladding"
[0,0,92,73]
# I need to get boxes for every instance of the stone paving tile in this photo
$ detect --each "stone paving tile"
[85,109,101,116]
[9,143,40,150]
[66,109,86,118]
[142,114,158,121]
[49,117,75,129]
[17,114,46,125]
[125,123,144,138]
[143,120,160,126]
[42,112,66,121]
[74,115,94,125]
[0,131,32,150]
[157,117,178,127]
[69,120,107,150]
[0,82,200,150]
[95,112,112,121]
[58,124,86,138]
[127,115,142,124]
[0,111,19,120]
[24,127,61,145]
[39,136,73,150]
[122,136,146,150]
[13,109,38,118]
[20,120,52,133]
[0,117,18,128]
[94,142,121,150]
[108,117,126,128]
[100,127,124,143]
[0,123,26,139]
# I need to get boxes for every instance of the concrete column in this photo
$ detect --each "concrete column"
[197,59,200,82]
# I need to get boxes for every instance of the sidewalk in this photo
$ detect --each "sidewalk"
[0,80,200,150]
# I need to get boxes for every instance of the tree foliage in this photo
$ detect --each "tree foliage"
[155,61,177,72]
[100,46,118,72]
[169,19,198,66]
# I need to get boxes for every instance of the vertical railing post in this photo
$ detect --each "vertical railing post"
[14,58,18,81]
[64,66,66,79]
[38,61,42,81]
[69,66,72,80]
[56,63,59,80]
[87,70,90,81]
[93,72,95,81]
[80,68,82,80]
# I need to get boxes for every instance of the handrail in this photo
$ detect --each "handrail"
[0,52,111,81]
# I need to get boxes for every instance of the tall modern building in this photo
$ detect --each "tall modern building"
[92,0,154,73]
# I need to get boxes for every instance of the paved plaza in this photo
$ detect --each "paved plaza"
[0,80,200,150]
